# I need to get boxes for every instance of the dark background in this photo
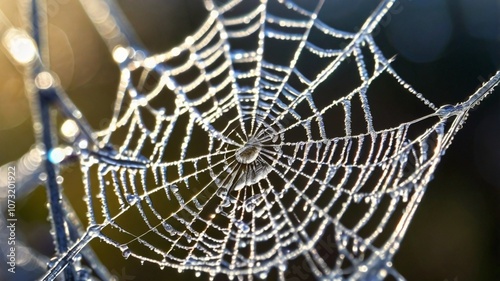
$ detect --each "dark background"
[0,0,499,280]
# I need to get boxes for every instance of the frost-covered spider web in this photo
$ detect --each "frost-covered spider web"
[7,0,498,280]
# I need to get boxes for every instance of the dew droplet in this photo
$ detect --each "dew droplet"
[401,189,409,202]
[215,206,222,213]
[378,268,388,279]
[78,139,89,149]
[55,175,64,184]
[234,220,250,233]
[317,142,323,150]
[353,194,362,203]
[352,239,359,255]
[436,104,462,119]
[87,225,101,237]
[132,94,149,107]
[217,188,228,198]
[221,197,231,207]
[77,268,91,280]
[72,253,83,263]
[311,211,318,221]
[341,233,349,247]
[163,223,175,235]
[359,244,367,253]
[245,202,255,212]
[126,193,139,205]
[121,250,131,259]
[47,256,58,269]
[120,245,131,259]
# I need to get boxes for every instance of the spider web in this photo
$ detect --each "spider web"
[7,0,497,280]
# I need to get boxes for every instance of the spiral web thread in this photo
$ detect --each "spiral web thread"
[7,0,498,280]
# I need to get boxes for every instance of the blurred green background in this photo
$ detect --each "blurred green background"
[0,0,499,280]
